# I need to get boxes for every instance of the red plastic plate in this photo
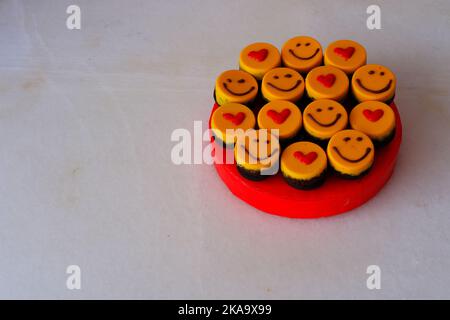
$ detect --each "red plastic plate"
[209,102,402,218]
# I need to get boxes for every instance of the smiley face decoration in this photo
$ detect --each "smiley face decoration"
[212,36,397,189]
[215,70,258,106]
[261,68,305,102]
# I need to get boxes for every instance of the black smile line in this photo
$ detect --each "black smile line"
[267,80,302,92]
[223,83,255,96]
[289,48,320,60]
[241,145,279,163]
[333,146,372,163]
[356,79,392,94]
[308,113,342,127]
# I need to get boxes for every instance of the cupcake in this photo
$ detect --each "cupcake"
[239,42,281,80]
[261,67,305,103]
[305,65,349,101]
[281,141,327,190]
[281,36,323,74]
[324,40,367,75]
[234,129,280,180]
[215,70,258,106]
[351,64,396,103]
[257,100,302,142]
[327,129,375,178]
[211,103,256,146]
[349,101,396,146]
[303,99,348,143]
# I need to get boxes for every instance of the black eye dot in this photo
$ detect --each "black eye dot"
[284,74,292,78]
[266,140,270,144]
[317,108,322,112]
[296,43,301,47]
[344,137,351,142]
[227,78,232,83]
[328,106,334,111]
[357,137,363,141]
[273,75,279,79]
[238,79,245,83]
[305,42,311,46]
[380,71,385,76]
[368,70,375,75]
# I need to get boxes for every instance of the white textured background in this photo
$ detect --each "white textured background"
[0,0,449,299]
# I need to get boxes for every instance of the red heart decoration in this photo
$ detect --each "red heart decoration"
[248,49,269,62]
[223,112,245,125]
[333,47,355,60]
[317,74,336,88]
[267,108,291,124]
[363,109,384,122]
[294,151,318,165]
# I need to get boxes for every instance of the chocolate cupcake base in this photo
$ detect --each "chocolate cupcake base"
[373,127,396,148]
[282,170,327,190]
[236,164,278,181]
[331,164,373,180]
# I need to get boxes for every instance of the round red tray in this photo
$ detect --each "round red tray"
[209,102,402,218]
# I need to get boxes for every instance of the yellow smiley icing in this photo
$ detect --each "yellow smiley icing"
[239,42,281,80]
[303,99,348,140]
[324,40,367,75]
[305,66,349,101]
[327,129,375,176]
[281,36,323,74]
[281,141,327,181]
[234,129,280,173]
[261,67,305,102]
[350,101,395,141]
[257,101,302,140]
[215,70,258,106]
[211,103,256,145]
[351,64,396,102]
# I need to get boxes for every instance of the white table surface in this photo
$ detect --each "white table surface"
[1,0,450,299]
